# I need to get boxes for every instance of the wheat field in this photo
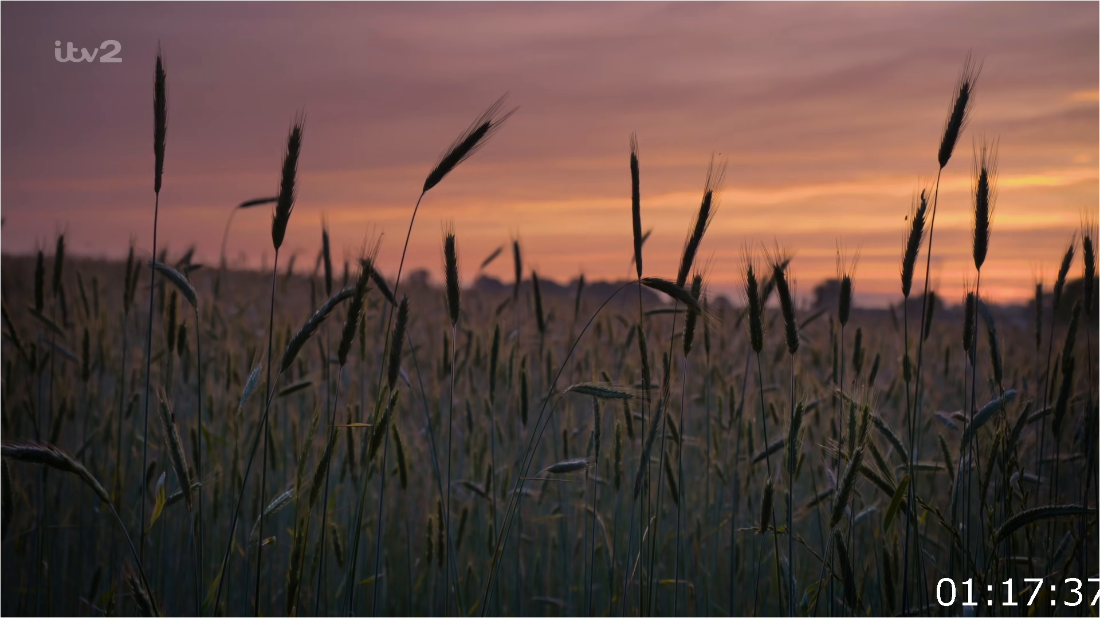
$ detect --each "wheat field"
[0,52,1096,618]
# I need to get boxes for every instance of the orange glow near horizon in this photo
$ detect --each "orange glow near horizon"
[2,3,1096,308]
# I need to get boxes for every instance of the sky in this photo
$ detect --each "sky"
[2,2,1097,307]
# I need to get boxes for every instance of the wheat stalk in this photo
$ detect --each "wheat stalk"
[138,47,168,563]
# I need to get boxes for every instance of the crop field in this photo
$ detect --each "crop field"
[0,52,1096,618]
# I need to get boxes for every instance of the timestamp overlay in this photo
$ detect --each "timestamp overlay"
[936,577,1100,611]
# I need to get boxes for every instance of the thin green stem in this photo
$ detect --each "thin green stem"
[755,353,783,615]
[787,353,796,617]
[445,323,458,614]
[903,166,943,613]
[482,281,635,615]
[194,305,204,615]
[646,301,683,616]
[139,192,161,560]
[370,393,394,616]
[731,350,750,615]
[674,353,689,615]
[404,328,464,614]
[314,360,344,617]
[488,342,499,615]
[252,249,279,616]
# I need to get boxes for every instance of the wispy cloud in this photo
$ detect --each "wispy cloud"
[1,2,1095,306]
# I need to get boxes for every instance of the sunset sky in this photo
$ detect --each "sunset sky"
[2,2,1096,307]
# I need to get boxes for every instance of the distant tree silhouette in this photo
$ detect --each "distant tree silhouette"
[1033,276,1099,321]
[812,278,842,311]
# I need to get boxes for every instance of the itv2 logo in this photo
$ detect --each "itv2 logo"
[54,40,122,63]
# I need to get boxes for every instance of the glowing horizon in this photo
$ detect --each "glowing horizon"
[2,2,1096,307]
